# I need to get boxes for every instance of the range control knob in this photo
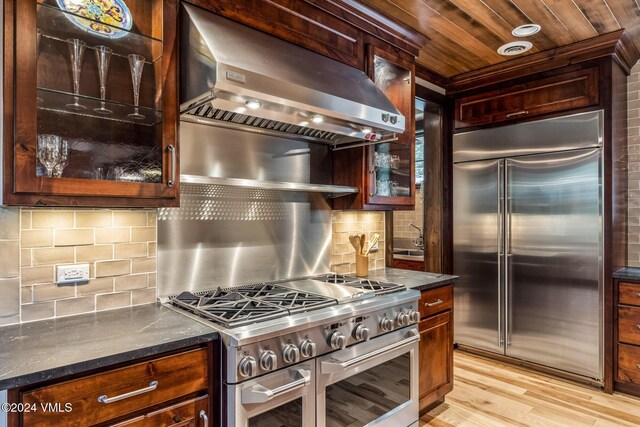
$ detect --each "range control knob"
[259,350,277,371]
[408,309,420,323]
[238,356,257,378]
[380,316,393,332]
[353,324,371,341]
[283,344,300,364]
[329,331,347,350]
[300,339,317,358]
[396,312,410,327]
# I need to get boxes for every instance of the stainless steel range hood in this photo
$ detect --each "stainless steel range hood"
[180,3,405,146]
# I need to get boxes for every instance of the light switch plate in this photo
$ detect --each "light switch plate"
[56,264,90,285]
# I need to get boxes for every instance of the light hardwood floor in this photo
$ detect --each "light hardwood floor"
[421,351,640,427]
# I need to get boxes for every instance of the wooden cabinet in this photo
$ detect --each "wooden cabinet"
[333,45,415,210]
[418,284,454,413]
[113,396,209,427]
[455,67,599,130]
[393,258,424,271]
[615,280,640,395]
[3,0,179,207]
[11,348,210,427]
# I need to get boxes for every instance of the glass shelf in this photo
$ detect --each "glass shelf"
[37,87,162,126]
[37,3,162,63]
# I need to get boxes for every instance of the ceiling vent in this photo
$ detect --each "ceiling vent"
[512,24,541,37]
[497,41,533,56]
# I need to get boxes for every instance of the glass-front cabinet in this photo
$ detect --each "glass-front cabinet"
[5,0,178,206]
[365,46,415,208]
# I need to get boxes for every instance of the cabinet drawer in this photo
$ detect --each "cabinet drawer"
[620,282,640,307]
[455,68,598,129]
[617,343,640,385]
[619,306,640,346]
[419,285,453,319]
[113,396,209,427]
[21,349,208,427]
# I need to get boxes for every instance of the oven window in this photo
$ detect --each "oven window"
[248,397,303,427]
[325,353,411,426]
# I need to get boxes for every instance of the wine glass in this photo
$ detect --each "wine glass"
[65,38,87,110]
[52,140,69,178]
[93,46,112,114]
[36,29,43,103]
[127,54,145,120]
[37,134,61,178]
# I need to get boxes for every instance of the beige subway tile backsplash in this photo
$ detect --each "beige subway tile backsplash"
[56,297,96,317]
[54,228,95,246]
[96,292,131,311]
[330,211,385,274]
[95,260,131,278]
[31,211,74,229]
[0,208,161,324]
[22,230,54,248]
[21,301,55,322]
[32,247,75,266]
[95,227,131,244]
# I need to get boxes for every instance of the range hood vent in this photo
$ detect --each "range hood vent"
[182,103,341,144]
[180,3,405,146]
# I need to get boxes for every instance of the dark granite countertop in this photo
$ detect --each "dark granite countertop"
[356,268,458,292]
[0,303,218,390]
[613,267,640,281]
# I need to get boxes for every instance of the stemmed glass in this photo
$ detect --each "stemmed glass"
[37,134,63,178]
[52,140,69,178]
[127,54,145,120]
[65,38,87,111]
[93,46,113,114]
[36,29,43,103]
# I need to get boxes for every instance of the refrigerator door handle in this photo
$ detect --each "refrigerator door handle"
[497,161,504,348]
[505,163,511,348]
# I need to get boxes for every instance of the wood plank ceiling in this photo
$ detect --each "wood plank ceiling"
[359,0,640,79]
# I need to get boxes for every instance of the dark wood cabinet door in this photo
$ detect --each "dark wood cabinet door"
[20,349,208,427]
[365,45,415,208]
[419,310,453,411]
[113,396,210,427]
[455,67,599,130]
[4,0,179,206]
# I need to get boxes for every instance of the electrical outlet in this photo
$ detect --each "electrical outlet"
[56,264,90,285]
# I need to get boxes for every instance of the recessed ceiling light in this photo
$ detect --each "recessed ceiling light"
[311,114,324,124]
[497,41,533,56]
[512,24,541,37]
[245,100,262,109]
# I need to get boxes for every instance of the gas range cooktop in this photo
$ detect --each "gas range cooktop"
[169,274,406,328]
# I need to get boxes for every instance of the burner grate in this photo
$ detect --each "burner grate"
[310,274,406,295]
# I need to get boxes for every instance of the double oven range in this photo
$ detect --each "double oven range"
[167,274,421,427]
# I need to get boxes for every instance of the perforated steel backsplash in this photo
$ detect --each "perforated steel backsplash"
[158,184,310,222]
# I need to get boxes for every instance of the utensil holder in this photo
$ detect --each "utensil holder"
[356,254,369,277]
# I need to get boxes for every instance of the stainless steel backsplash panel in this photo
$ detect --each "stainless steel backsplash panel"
[157,122,332,297]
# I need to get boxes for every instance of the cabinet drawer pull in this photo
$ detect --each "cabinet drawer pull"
[425,299,444,307]
[637,293,640,298]
[97,380,158,404]
[200,410,209,427]
[637,324,640,330]
[506,110,529,118]
[637,363,640,370]
[168,144,176,187]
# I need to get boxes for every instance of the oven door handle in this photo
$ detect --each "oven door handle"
[321,329,419,374]
[241,369,311,404]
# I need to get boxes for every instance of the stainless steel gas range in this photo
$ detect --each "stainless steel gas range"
[166,274,421,427]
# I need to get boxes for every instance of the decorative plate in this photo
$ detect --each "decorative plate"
[56,0,133,39]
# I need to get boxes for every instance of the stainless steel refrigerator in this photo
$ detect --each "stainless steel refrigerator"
[453,111,604,381]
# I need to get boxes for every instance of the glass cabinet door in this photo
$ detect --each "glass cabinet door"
[10,0,177,205]
[368,142,413,202]
[366,48,414,207]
